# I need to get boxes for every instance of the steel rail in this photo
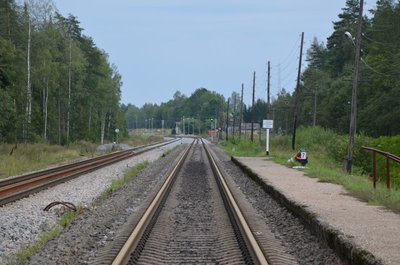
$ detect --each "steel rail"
[202,140,269,265]
[111,139,268,265]
[111,139,195,265]
[0,138,180,206]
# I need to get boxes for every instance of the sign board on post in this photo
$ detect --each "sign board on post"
[262,120,273,156]
[262,120,273,129]
[114,128,119,143]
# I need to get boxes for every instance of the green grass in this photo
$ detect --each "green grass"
[124,130,165,147]
[220,137,265,157]
[100,161,149,200]
[11,208,82,265]
[161,146,177,158]
[0,143,97,179]
[220,127,400,213]
[0,130,163,180]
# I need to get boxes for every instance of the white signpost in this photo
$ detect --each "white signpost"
[115,128,119,143]
[262,120,273,156]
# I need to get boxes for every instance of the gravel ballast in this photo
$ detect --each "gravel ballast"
[0,138,189,264]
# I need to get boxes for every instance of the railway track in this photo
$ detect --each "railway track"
[92,139,295,265]
[0,138,180,206]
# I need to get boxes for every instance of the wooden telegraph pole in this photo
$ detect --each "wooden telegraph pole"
[267,61,271,118]
[226,98,230,141]
[232,94,236,137]
[265,61,271,156]
[291,32,304,150]
[251,71,256,142]
[239,84,244,139]
[344,0,364,173]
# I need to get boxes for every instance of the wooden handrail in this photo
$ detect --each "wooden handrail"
[362,146,400,190]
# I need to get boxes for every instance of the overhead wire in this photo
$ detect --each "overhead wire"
[272,33,304,93]
[278,34,302,67]
[362,33,393,45]
[361,58,395,78]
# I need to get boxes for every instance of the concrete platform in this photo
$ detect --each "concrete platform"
[232,157,400,265]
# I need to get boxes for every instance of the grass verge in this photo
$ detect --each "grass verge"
[160,146,178,158]
[100,161,149,200]
[11,208,82,265]
[0,131,164,180]
[125,130,164,147]
[0,142,97,180]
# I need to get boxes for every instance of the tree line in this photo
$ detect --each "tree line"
[123,87,271,136]
[276,0,400,137]
[2,0,399,146]
[0,0,124,145]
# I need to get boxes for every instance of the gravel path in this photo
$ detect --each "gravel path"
[0,138,190,264]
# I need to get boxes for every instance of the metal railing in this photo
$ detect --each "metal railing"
[362,146,400,190]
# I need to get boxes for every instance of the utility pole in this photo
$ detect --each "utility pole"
[291,32,304,150]
[343,0,364,174]
[239,84,244,139]
[197,115,200,135]
[266,61,271,156]
[232,94,236,137]
[226,98,230,141]
[214,113,217,141]
[182,116,185,135]
[278,64,281,92]
[267,61,271,118]
[251,71,256,142]
[313,90,317,127]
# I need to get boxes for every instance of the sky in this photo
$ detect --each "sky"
[53,0,374,107]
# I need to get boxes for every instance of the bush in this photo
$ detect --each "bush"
[69,141,97,156]
[271,134,291,150]
[295,126,338,151]
[220,138,264,157]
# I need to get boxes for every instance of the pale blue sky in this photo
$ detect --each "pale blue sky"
[53,1,374,107]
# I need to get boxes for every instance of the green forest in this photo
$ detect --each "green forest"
[1,0,399,145]
[292,0,400,137]
[0,0,124,145]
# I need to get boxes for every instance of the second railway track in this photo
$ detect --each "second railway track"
[94,139,296,265]
[0,138,180,206]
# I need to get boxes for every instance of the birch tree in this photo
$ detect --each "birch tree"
[23,1,32,142]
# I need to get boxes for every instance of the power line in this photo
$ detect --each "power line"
[361,58,392,77]
[277,34,302,67]
[362,33,393,45]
